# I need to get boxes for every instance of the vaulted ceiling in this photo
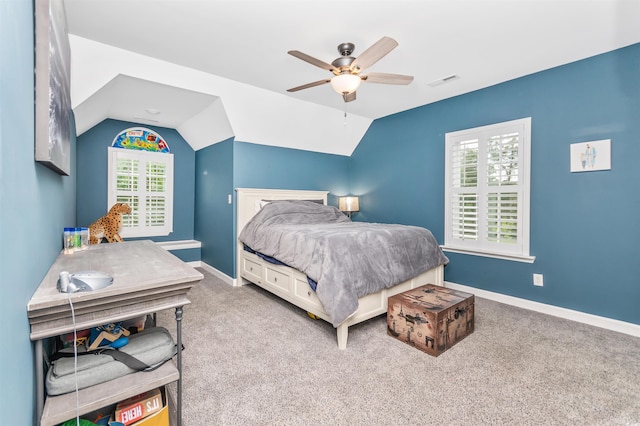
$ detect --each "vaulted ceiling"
[63,0,640,155]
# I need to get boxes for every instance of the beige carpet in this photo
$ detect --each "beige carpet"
[158,268,640,425]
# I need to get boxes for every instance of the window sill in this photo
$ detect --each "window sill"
[121,230,172,239]
[156,240,201,251]
[441,246,536,263]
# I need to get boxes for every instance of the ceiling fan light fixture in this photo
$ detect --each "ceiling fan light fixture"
[287,37,412,101]
[330,74,361,95]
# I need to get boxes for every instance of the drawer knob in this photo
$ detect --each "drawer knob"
[274,277,278,282]
[308,291,311,296]
[249,267,253,271]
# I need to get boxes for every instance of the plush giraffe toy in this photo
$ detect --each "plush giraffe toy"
[89,203,131,244]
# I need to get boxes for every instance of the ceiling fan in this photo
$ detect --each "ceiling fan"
[287,36,413,102]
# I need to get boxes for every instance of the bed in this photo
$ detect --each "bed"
[235,188,448,349]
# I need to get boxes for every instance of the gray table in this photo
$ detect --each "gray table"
[27,240,203,426]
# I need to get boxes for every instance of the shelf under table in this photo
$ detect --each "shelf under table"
[41,361,179,426]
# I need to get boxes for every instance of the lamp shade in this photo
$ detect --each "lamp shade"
[339,196,359,212]
[330,74,361,95]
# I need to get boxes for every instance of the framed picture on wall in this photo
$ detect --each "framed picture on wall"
[34,0,72,176]
[570,139,611,173]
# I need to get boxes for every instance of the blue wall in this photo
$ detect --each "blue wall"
[233,141,351,203]
[350,110,448,231]
[76,119,195,243]
[351,43,640,325]
[0,0,77,422]
[195,138,235,276]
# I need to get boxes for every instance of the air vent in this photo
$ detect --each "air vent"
[427,74,459,87]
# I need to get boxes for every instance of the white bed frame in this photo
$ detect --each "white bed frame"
[235,188,444,349]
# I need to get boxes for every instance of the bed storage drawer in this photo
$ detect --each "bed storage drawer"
[264,265,290,293]
[242,253,263,284]
[293,277,325,314]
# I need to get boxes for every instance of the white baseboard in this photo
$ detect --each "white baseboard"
[198,262,236,287]
[445,281,640,338]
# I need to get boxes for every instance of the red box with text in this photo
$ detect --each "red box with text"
[114,387,164,425]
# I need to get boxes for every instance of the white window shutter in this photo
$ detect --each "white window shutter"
[445,118,531,260]
[108,147,173,238]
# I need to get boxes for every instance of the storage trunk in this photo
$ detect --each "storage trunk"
[387,284,474,356]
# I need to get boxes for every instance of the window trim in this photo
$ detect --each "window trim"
[443,117,534,262]
[107,147,174,238]
[440,245,536,263]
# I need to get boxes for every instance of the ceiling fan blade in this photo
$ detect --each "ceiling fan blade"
[350,36,398,71]
[362,72,414,85]
[287,79,331,92]
[288,50,337,72]
[343,91,356,103]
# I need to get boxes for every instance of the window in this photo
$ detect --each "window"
[444,117,533,262]
[108,147,174,238]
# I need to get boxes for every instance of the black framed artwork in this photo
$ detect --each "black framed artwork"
[34,0,72,176]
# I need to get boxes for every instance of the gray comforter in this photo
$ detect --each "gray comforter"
[239,200,449,327]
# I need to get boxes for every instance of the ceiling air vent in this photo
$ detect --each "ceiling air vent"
[427,74,459,87]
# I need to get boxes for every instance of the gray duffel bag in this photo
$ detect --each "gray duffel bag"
[46,326,177,396]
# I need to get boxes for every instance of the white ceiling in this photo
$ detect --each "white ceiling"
[63,0,640,152]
